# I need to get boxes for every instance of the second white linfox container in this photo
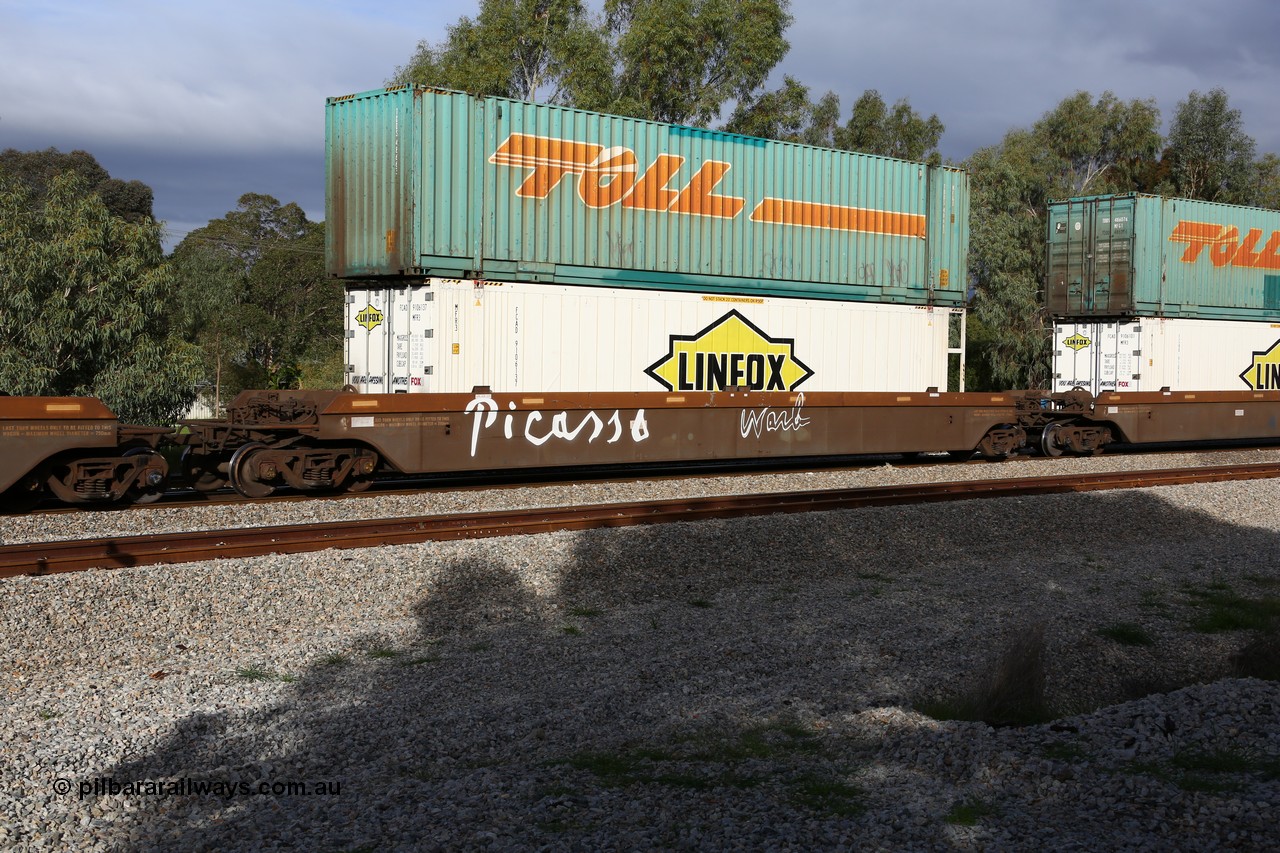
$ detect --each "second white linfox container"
[346,278,965,394]
[1052,317,1280,394]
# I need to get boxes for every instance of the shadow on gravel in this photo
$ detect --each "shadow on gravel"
[99,487,1280,850]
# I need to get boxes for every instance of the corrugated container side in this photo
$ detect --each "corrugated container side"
[344,277,963,394]
[1047,193,1280,320]
[326,87,419,276]
[327,87,968,306]
[1052,317,1280,393]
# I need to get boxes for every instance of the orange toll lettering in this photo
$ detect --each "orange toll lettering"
[489,132,915,234]
[622,154,686,212]
[1169,220,1280,271]
[577,147,639,208]
[668,161,746,219]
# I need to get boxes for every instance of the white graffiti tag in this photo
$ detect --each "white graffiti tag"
[464,394,649,457]
[739,393,812,438]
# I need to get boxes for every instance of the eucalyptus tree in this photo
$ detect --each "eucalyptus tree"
[394,0,793,128]
[964,92,1161,390]
[0,173,198,422]
[1164,87,1257,204]
[171,194,340,411]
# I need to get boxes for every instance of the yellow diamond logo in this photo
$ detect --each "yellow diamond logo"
[1063,333,1091,351]
[1240,338,1280,390]
[645,310,814,392]
[355,304,384,332]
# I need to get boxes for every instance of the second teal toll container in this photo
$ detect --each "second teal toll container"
[1046,193,1280,320]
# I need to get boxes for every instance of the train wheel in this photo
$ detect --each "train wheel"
[227,442,277,498]
[345,451,379,493]
[1040,424,1065,458]
[124,447,168,504]
[181,447,228,492]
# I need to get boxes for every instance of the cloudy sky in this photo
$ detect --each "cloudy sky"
[3,0,1277,247]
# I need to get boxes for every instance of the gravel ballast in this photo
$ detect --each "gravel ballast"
[2,454,1279,850]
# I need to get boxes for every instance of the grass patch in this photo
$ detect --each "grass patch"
[1231,629,1280,681]
[1096,622,1155,646]
[688,598,713,609]
[469,641,493,652]
[916,623,1055,727]
[789,774,863,817]
[1171,748,1254,775]
[364,646,401,659]
[558,719,856,813]
[1040,742,1088,762]
[234,666,293,683]
[561,625,583,637]
[319,653,350,667]
[37,709,61,720]
[1126,747,1278,793]
[568,606,603,618]
[399,655,442,666]
[945,797,999,826]
[1183,585,1280,634]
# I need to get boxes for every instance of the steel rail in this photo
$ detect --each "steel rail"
[6,461,1280,578]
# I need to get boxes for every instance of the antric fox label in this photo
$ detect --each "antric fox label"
[645,311,814,392]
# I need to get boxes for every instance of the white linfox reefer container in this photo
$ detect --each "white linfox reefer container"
[1052,317,1280,394]
[347,278,965,394]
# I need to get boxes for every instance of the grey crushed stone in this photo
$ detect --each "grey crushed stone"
[1,451,1278,850]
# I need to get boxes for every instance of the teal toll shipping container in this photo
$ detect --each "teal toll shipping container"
[326,86,968,306]
[1046,193,1280,320]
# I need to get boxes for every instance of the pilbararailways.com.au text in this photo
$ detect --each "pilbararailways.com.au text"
[54,776,342,800]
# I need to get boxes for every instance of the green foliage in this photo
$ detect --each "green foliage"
[839,90,944,164]
[170,194,342,412]
[727,82,944,162]
[0,173,199,422]
[964,91,1162,390]
[394,0,792,129]
[1253,154,1280,210]
[0,147,154,222]
[393,0,613,108]
[605,0,791,126]
[1164,87,1257,204]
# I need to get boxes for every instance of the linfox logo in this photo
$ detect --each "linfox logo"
[489,133,927,238]
[645,310,814,392]
[355,304,384,332]
[1169,221,1280,270]
[1240,339,1280,390]
[1063,333,1091,351]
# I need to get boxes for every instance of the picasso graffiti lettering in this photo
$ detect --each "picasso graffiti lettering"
[464,395,650,457]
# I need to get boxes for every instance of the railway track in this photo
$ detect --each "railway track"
[6,461,1280,578]
[23,441,1280,516]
